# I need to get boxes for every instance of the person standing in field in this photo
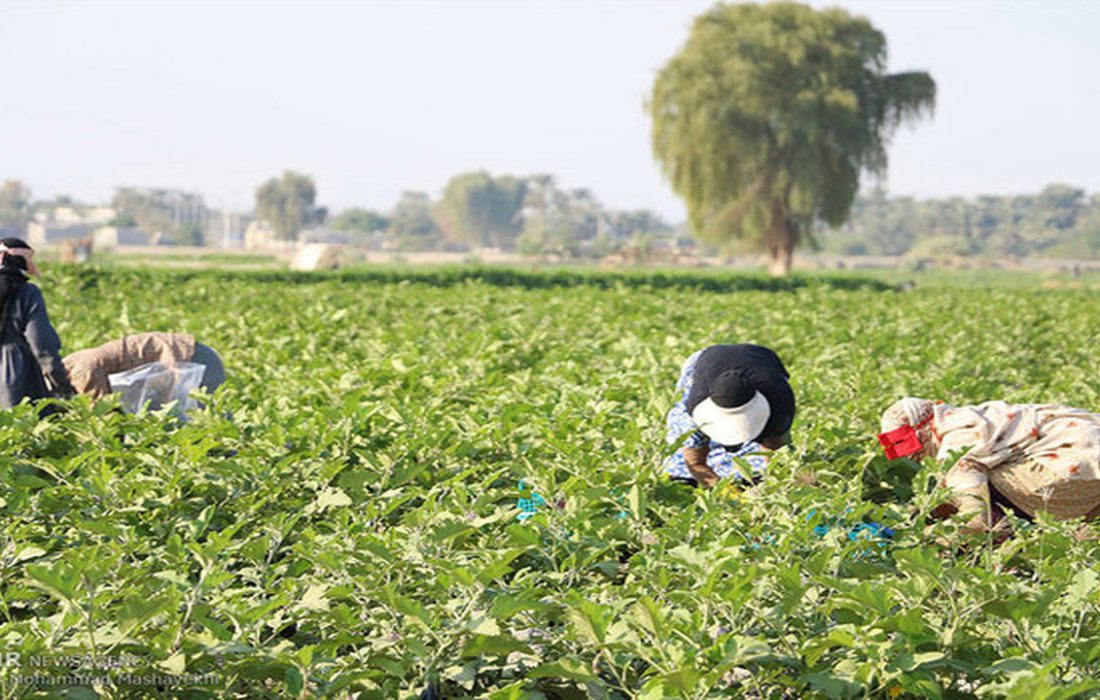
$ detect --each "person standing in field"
[879,398,1100,533]
[0,238,76,409]
[63,332,226,398]
[664,344,796,488]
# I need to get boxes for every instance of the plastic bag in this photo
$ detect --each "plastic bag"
[107,361,206,415]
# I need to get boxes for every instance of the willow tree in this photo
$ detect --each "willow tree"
[650,2,935,274]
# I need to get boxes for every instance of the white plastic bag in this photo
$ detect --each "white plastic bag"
[107,361,206,415]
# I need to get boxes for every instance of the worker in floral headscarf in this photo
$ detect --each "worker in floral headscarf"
[879,397,1100,532]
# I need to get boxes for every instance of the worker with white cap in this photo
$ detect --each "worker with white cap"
[664,344,796,488]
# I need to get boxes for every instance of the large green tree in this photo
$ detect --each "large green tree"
[435,171,527,250]
[255,171,323,241]
[650,2,935,274]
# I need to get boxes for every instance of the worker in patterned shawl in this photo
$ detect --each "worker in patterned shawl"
[63,332,225,398]
[664,344,796,488]
[879,398,1100,532]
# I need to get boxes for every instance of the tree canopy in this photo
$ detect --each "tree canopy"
[389,191,441,251]
[435,171,528,250]
[330,208,390,235]
[650,1,935,273]
[516,177,605,257]
[255,171,324,241]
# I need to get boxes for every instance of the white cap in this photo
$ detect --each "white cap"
[690,391,771,446]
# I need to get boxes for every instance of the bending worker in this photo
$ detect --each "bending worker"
[664,343,796,488]
[880,397,1100,532]
[63,332,225,398]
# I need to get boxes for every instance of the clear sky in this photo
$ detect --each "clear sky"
[2,0,1098,220]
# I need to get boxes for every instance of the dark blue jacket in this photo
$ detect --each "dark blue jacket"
[1,283,73,409]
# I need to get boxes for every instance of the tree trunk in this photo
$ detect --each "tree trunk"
[767,243,792,276]
[766,202,795,276]
[767,234,794,276]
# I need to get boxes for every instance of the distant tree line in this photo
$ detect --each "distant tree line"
[0,179,216,245]
[8,170,1099,261]
[821,184,1100,259]
[111,187,209,245]
[320,171,678,257]
[1,172,678,257]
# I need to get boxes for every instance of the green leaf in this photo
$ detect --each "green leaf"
[461,634,532,658]
[661,668,702,692]
[297,584,330,612]
[1063,568,1100,607]
[119,594,174,635]
[25,563,78,602]
[567,600,612,645]
[14,546,48,563]
[285,665,304,696]
[487,682,546,700]
[160,651,186,674]
[528,659,599,682]
[800,671,863,699]
[314,487,353,511]
[465,615,500,635]
[667,545,706,570]
[489,590,551,620]
[630,597,665,639]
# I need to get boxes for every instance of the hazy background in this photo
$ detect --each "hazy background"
[2,0,1099,219]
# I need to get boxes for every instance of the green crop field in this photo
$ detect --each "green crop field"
[3,265,1100,699]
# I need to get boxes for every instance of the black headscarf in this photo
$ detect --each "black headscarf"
[0,238,31,340]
